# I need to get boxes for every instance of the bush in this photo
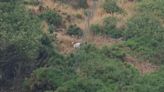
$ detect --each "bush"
[41,34,53,47]
[56,0,88,9]
[90,24,102,35]
[90,17,123,38]
[23,0,40,5]
[103,0,122,13]
[124,40,139,50]
[0,2,52,90]
[67,25,83,37]
[39,10,62,27]
[138,0,164,19]
[26,67,72,91]
[77,0,88,9]
[101,46,126,61]
[56,78,104,92]
[103,17,123,38]
[129,69,164,92]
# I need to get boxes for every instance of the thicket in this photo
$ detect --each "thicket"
[39,10,62,27]
[92,0,164,65]
[123,0,164,64]
[90,17,123,38]
[103,0,122,13]
[0,1,57,91]
[23,0,41,5]
[138,0,164,19]
[67,25,83,37]
[25,44,139,92]
[56,0,88,9]
[25,44,164,92]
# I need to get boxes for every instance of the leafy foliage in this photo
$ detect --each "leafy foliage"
[26,44,139,92]
[39,10,62,27]
[103,17,123,38]
[90,17,123,38]
[124,12,164,64]
[129,68,164,92]
[90,24,103,35]
[138,0,164,19]
[23,0,41,5]
[67,25,83,37]
[103,0,122,13]
[0,1,55,90]
[56,0,88,9]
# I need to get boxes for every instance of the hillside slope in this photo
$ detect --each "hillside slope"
[0,0,164,92]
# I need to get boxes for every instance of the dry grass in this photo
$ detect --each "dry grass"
[88,35,121,48]
[56,32,81,54]
[124,56,159,74]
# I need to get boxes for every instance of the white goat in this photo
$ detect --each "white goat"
[72,42,81,48]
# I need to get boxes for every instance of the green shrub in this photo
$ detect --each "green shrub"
[41,34,53,47]
[103,17,123,38]
[90,17,123,38]
[0,2,53,90]
[25,43,153,92]
[90,24,103,35]
[26,67,73,91]
[23,0,40,5]
[103,0,122,13]
[56,78,104,92]
[77,0,88,9]
[124,40,139,50]
[56,0,88,9]
[138,0,164,19]
[67,25,83,37]
[101,46,126,61]
[124,14,162,40]
[129,69,164,92]
[39,10,62,27]
[0,0,20,2]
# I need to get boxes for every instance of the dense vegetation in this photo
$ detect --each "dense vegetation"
[0,0,164,92]
[0,1,56,91]
[67,25,83,37]
[103,0,122,13]
[39,10,62,27]
[56,0,88,9]
[90,17,123,38]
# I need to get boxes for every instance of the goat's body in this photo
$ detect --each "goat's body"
[73,42,81,48]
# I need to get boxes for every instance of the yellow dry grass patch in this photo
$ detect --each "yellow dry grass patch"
[56,32,82,54]
[88,35,121,48]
